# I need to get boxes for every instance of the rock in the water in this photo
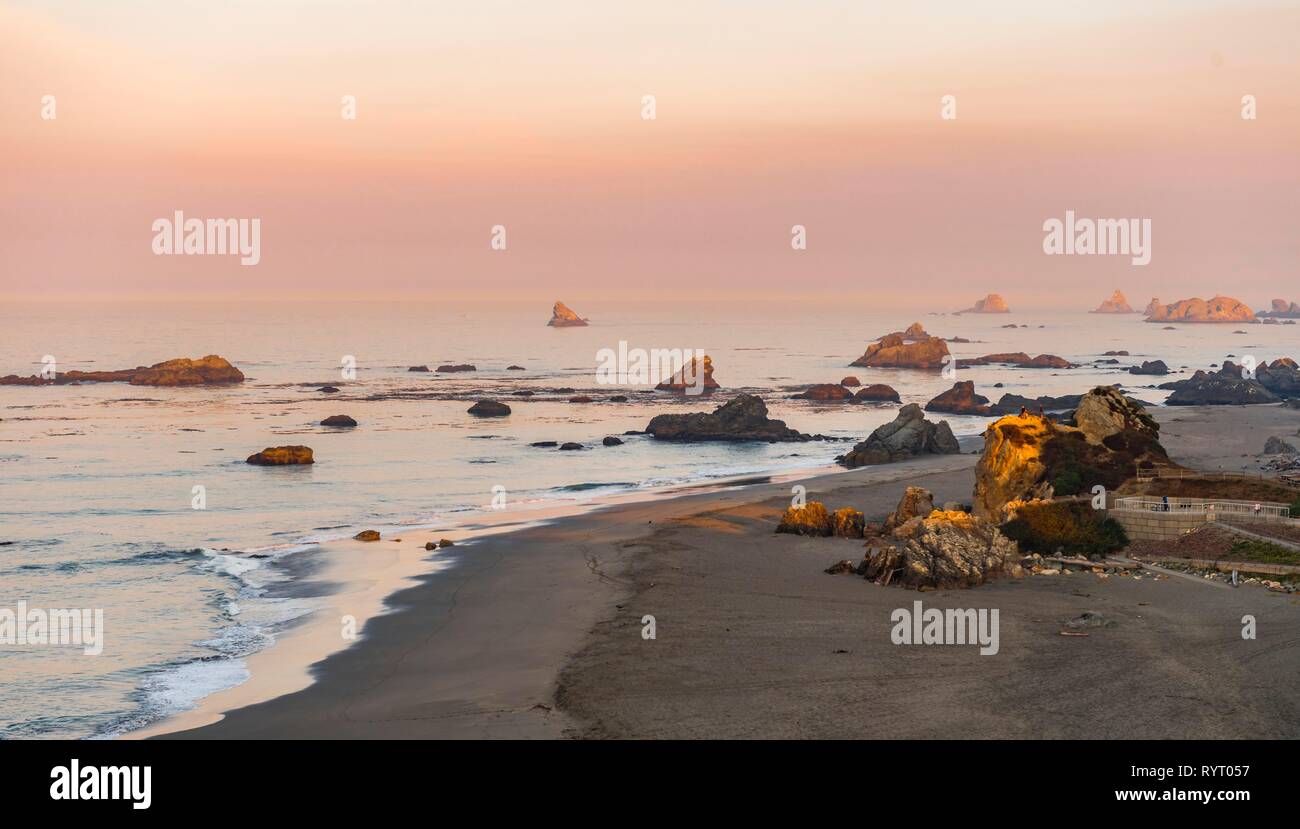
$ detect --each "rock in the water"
[793,383,853,401]
[436,364,476,373]
[825,559,858,575]
[1090,290,1138,314]
[654,355,719,393]
[956,352,1030,367]
[321,415,357,427]
[602,436,624,446]
[1164,368,1278,405]
[530,441,559,447]
[1144,295,1256,323]
[1129,360,1169,375]
[568,396,593,403]
[838,404,959,468]
[1263,436,1298,455]
[247,445,314,465]
[776,502,831,536]
[2,354,245,387]
[354,530,381,542]
[850,333,950,370]
[646,394,816,442]
[1144,298,1161,316]
[852,384,901,403]
[468,400,511,417]
[925,381,990,415]
[559,442,584,450]
[955,293,1010,314]
[547,300,589,327]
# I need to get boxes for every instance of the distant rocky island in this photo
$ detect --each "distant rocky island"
[655,355,719,393]
[547,301,589,327]
[646,394,820,442]
[1090,289,1138,314]
[0,355,244,386]
[955,294,1009,314]
[1144,296,1256,323]
[1258,299,1300,319]
[849,323,950,370]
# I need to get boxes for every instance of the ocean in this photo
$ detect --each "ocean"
[1,299,1295,737]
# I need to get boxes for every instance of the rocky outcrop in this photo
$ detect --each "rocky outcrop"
[654,355,720,393]
[1258,299,1300,318]
[646,394,817,442]
[1256,360,1300,399]
[838,404,959,467]
[973,387,1167,517]
[408,365,430,372]
[792,384,853,401]
[547,301,589,327]
[776,502,831,536]
[852,384,901,403]
[925,381,990,415]
[860,510,1019,589]
[1090,290,1138,313]
[1144,296,1256,323]
[1,355,244,386]
[321,415,357,427]
[955,294,1010,314]
[1163,367,1279,405]
[247,445,314,465]
[850,333,950,370]
[1129,360,1169,375]
[436,364,476,373]
[468,400,511,417]
[884,486,935,531]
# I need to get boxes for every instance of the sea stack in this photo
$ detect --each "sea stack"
[1144,296,1256,323]
[655,355,719,393]
[1090,290,1137,314]
[955,294,1010,314]
[548,301,589,327]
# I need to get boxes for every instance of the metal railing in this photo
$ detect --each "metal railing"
[1133,466,1300,488]
[1113,496,1291,519]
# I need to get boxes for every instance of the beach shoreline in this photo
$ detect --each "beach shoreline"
[150,406,1300,739]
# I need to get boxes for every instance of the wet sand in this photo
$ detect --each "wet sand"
[156,405,1300,739]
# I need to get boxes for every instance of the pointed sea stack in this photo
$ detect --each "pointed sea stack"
[955,294,1010,314]
[655,355,719,394]
[547,301,589,327]
[1090,290,1138,314]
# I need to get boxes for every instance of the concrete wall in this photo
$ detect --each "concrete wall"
[1112,509,1213,541]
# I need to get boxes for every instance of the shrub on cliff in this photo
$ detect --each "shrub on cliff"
[1000,500,1128,557]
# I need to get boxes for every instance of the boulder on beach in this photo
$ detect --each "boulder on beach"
[654,355,719,394]
[1144,296,1256,323]
[850,333,950,370]
[884,486,935,531]
[925,381,990,415]
[1,354,245,387]
[1090,290,1138,314]
[354,530,381,542]
[468,400,511,417]
[1129,360,1169,376]
[838,403,959,468]
[860,509,1019,589]
[321,415,357,427]
[956,352,1030,368]
[1144,298,1162,316]
[793,383,853,401]
[247,445,315,466]
[647,394,817,442]
[436,364,476,373]
[318,386,340,393]
[547,301,589,327]
[955,293,1010,314]
[852,384,901,403]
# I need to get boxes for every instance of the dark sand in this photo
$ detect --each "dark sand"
[159,406,1300,739]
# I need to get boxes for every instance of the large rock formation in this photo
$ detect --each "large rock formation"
[468,399,512,417]
[1090,290,1138,313]
[1,355,244,387]
[1163,365,1280,405]
[850,333,950,370]
[247,445,314,465]
[860,509,1019,589]
[654,355,720,394]
[973,387,1167,517]
[955,294,1010,314]
[547,301,589,327]
[1258,299,1300,318]
[838,403,959,467]
[792,384,853,401]
[646,394,817,442]
[924,381,991,415]
[1128,359,1169,375]
[1144,296,1256,323]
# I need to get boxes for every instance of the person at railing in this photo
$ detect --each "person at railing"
[1162,495,1169,513]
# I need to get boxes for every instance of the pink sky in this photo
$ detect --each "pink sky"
[2,1,1297,308]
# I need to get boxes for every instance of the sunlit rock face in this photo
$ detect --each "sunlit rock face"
[955,293,1009,314]
[547,300,589,327]
[850,333,950,369]
[1144,295,1255,323]
[861,509,1019,589]
[654,354,720,393]
[1090,289,1137,314]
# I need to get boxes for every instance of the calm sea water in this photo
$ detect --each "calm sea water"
[1,300,1294,737]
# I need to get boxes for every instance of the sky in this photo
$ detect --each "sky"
[2,0,1298,308]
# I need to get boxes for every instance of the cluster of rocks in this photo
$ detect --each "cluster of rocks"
[654,355,720,394]
[1257,299,1300,319]
[1,355,245,387]
[955,293,1010,314]
[1144,295,1256,323]
[646,394,825,442]
[837,404,959,467]
[791,382,900,403]
[849,325,950,370]
[1160,359,1300,405]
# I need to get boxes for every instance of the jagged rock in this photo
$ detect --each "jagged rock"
[839,404,959,468]
[988,393,1083,416]
[825,559,858,575]
[840,376,861,387]
[832,508,865,538]
[860,511,1019,588]
[925,381,990,415]
[654,355,719,393]
[1258,299,1300,318]
[793,383,853,401]
[1072,385,1161,444]
[506,365,526,370]
[956,293,1010,314]
[2,355,245,387]
[647,394,815,442]
[1144,295,1256,323]
[852,384,901,403]
[1129,360,1169,375]
[468,400,511,417]
[1263,436,1297,455]
[884,486,935,531]
[1164,369,1279,405]
[776,502,831,536]
[321,415,357,427]
[608,395,628,402]
[850,333,950,370]
[1256,361,1300,398]
[547,300,589,327]
[354,530,381,542]
[1091,290,1138,313]
[436,364,476,372]
[318,386,339,393]
[247,445,314,465]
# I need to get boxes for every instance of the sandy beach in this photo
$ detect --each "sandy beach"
[153,404,1300,739]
